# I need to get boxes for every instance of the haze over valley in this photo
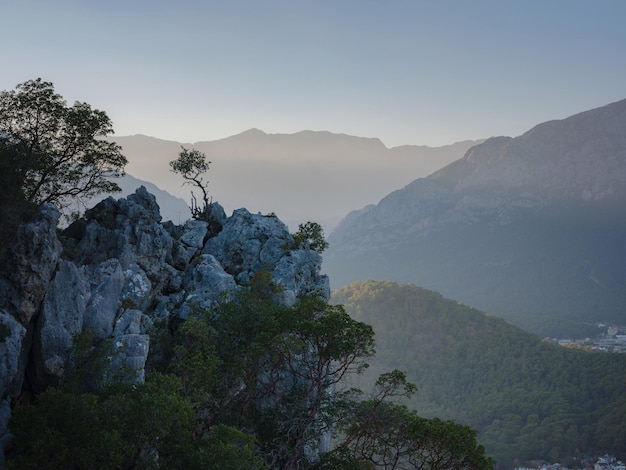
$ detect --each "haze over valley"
[106,131,479,230]
[326,99,626,337]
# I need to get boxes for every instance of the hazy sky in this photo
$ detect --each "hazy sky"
[1,0,625,147]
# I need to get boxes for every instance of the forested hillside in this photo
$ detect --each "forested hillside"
[332,280,626,468]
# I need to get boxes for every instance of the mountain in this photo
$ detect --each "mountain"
[108,131,480,230]
[332,280,626,468]
[325,100,626,335]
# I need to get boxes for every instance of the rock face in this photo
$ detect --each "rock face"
[326,99,626,332]
[0,186,329,458]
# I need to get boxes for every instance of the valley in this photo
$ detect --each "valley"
[332,280,626,469]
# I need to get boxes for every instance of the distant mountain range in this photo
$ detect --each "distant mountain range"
[107,130,480,230]
[325,99,626,335]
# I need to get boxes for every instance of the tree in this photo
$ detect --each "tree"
[292,221,329,254]
[330,372,494,470]
[8,374,200,469]
[169,146,212,220]
[0,78,127,209]
[203,291,376,468]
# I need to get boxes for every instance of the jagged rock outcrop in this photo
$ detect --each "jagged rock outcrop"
[0,186,329,460]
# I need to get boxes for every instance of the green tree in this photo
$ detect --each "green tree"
[0,78,127,209]
[169,146,212,220]
[321,370,494,470]
[203,291,375,468]
[292,221,329,254]
[8,374,198,469]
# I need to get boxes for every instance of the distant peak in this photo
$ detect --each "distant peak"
[238,128,267,137]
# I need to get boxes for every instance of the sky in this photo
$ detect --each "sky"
[1,0,625,148]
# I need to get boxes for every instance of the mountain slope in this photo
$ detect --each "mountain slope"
[325,100,626,333]
[108,131,480,230]
[332,280,626,468]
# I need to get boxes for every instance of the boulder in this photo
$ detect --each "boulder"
[180,254,238,318]
[273,250,330,302]
[203,209,292,283]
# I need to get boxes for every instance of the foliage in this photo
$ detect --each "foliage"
[338,403,493,470]
[0,78,127,209]
[249,269,285,299]
[291,221,329,254]
[0,140,38,248]
[319,370,493,470]
[332,280,626,468]
[8,285,495,469]
[199,424,269,469]
[8,374,197,469]
[169,146,212,221]
[205,291,376,468]
[61,330,122,392]
[169,316,219,405]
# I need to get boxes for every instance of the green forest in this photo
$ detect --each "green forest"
[332,280,626,469]
[6,288,494,469]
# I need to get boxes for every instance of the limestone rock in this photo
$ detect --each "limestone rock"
[0,310,27,466]
[180,254,238,318]
[108,333,150,383]
[0,311,27,398]
[273,250,330,303]
[1,185,332,461]
[83,259,125,339]
[0,204,62,326]
[203,209,292,284]
[32,260,89,388]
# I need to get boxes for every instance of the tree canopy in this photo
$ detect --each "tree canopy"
[332,280,626,468]
[0,78,127,210]
[291,221,329,254]
[8,288,494,469]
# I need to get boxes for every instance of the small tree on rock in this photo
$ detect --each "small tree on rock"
[292,221,329,254]
[170,146,212,221]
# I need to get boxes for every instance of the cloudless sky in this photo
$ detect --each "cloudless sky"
[1,0,625,147]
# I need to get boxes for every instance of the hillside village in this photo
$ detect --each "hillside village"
[516,454,626,470]
[550,325,626,353]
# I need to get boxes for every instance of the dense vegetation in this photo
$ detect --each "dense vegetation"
[0,78,126,247]
[7,287,494,469]
[332,280,626,469]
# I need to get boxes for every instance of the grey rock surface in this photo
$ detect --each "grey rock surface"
[0,186,329,460]
[0,311,27,398]
[0,204,62,326]
[33,260,89,389]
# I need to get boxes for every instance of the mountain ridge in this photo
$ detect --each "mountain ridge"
[325,99,626,334]
[108,130,482,231]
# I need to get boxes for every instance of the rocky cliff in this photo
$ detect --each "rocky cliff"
[325,99,626,334]
[0,187,329,460]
